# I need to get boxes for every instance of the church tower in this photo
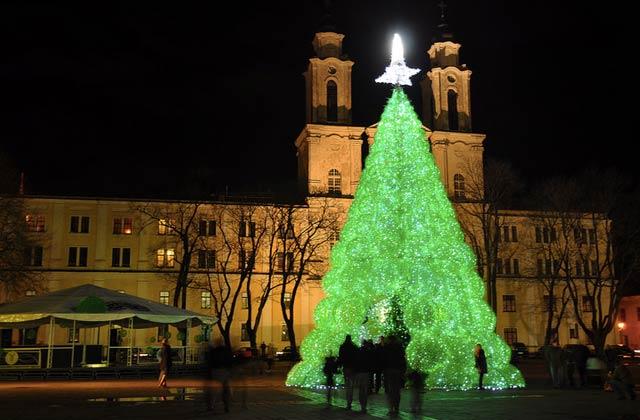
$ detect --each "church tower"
[296,17,363,197]
[421,4,486,200]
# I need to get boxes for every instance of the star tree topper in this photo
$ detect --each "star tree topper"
[375,33,420,86]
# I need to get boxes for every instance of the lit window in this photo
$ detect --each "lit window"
[25,215,46,232]
[159,291,169,305]
[156,249,175,268]
[328,169,341,194]
[201,291,211,309]
[113,217,133,234]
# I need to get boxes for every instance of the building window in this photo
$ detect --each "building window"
[278,223,295,239]
[281,323,290,342]
[241,323,250,342]
[242,292,249,309]
[328,169,341,194]
[199,220,216,236]
[276,252,294,272]
[619,308,626,322]
[25,215,46,232]
[158,219,174,235]
[453,174,465,200]
[326,80,337,122]
[569,324,579,339]
[197,250,215,269]
[238,249,255,270]
[582,296,593,312]
[24,246,44,267]
[283,292,292,310]
[543,295,557,312]
[156,249,175,268]
[68,247,88,267]
[111,248,131,267]
[70,216,90,233]
[239,219,256,237]
[67,327,80,343]
[503,328,517,345]
[113,217,133,235]
[447,89,458,130]
[159,291,169,305]
[502,295,516,312]
[26,290,36,297]
[201,291,211,309]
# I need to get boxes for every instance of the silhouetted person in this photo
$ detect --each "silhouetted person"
[606,356,636,400]
[474,343,487,390]
[205,338,232,412]
[407,368,426,414]
[338,334,358,410]
[323,354,338,406]
[355,340,375,413]
[383,335,407,417]
[158,338,172,388]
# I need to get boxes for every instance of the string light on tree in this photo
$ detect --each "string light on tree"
[286,33,524,390]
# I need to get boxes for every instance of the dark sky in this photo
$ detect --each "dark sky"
[1,1,636,198]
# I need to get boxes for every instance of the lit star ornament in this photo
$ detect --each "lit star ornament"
[375,33,420,86]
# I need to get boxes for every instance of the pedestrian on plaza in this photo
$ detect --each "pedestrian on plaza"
[372,336,385,394]
[606,356,637,400]
[337,334,358,410]
[474,343,488,390]
[355,339,375,413]
[158,337,172,388]
[323,354,339,406]
[407,368,426,414]
[383,335,407,417]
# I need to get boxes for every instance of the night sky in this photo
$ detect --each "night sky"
[1,1,635,198]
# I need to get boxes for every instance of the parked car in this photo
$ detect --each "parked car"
[275,346,299,361]
[233,346,254,361]
[511,342,529,359]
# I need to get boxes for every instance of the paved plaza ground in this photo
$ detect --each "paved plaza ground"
[0,360,638,419]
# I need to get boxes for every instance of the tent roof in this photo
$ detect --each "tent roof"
[0,284,216,328]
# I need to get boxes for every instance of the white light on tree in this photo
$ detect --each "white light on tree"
[375,33,420,86]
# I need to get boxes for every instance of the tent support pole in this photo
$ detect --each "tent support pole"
[106,321,111,366]
[46,316,55,369]
[127,317,133,367]
[70,320,76,369]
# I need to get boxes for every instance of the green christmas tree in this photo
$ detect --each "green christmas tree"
[287,36,523,390]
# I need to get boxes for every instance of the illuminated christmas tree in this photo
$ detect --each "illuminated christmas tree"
[287,35,524,390]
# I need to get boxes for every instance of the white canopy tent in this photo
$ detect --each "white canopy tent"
[0,284,216,369]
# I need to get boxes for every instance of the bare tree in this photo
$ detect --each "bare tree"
[133,201,204,309]
[0,195,45,302]
[278,198,339,360]
[456,158,522,313]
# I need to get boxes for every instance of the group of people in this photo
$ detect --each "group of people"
[324,334,420,416]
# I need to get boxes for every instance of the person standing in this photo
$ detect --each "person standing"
[158,337,172,388]
[474,343,488,390]
[383,335,407,417]
[338,335,358,410]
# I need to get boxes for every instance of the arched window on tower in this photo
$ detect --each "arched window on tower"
[447,90,459,131]
[328,169,341,194]
[327,80,338,122]
[454,173,465,200]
